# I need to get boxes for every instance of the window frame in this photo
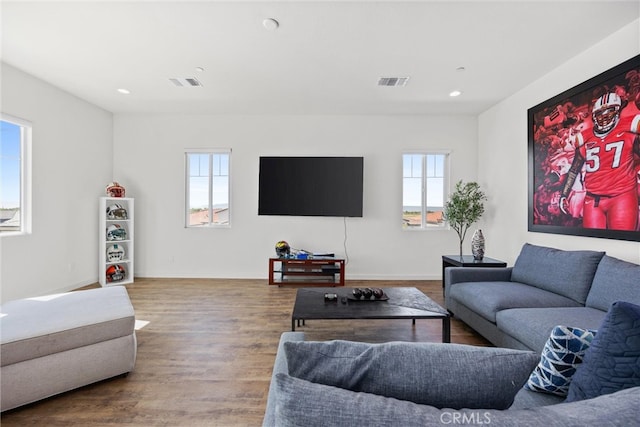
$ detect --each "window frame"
[0,114,32,237]
[402,150,450,230]
[184,148,231,228]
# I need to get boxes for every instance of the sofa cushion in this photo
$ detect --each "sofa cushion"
[496,307,605,354]
[449,281,581,323]
[284,340,538,410]
[585,255,640,311]
[273,373,640,427]
[525,325,596,396]
[510,387,565,409]
[566,301,640,402]
[0,287,135,366]
[510,244,604,304]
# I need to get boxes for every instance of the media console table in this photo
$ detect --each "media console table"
[268,257,345,287]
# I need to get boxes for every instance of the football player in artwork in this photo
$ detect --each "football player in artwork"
[560,93,640,230]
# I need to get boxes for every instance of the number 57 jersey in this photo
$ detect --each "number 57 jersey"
[575,114,640,197]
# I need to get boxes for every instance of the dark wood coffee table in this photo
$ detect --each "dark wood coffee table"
[291,287,450,342]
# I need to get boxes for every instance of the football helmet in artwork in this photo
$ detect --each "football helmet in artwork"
[106,203,128,220]
[106,264,126,283]
[106,224,127,241]
[106,244,126,262]
[106,182,126,198]
[592,93,621,137]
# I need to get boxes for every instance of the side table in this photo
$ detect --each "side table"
[441,255,507,295]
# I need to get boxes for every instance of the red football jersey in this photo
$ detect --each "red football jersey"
[575,114,640,196]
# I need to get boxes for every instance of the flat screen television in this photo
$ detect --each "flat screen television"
[258,156,364,217]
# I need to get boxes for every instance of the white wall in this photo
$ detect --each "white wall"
[478,19,640,266]
[0,64,113,302]
[113,114,477,280]
[3,20,637,301]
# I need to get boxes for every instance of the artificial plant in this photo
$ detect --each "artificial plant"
[443,180,487,258]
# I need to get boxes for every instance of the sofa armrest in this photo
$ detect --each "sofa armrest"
[445,266,513,299]
[446,266,513,286]
[263,332,306,427]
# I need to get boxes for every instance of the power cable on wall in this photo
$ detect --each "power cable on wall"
[343,217,349,265]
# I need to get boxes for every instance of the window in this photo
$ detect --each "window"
[185,150,231,227]
[1,115,31,235]
[402,152,448,229]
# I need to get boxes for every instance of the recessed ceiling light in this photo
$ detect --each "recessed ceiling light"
[117,88,130,95]
[263,18,279,30]
[456,66,466,72]
[195,67,205,72]
[449,90,462,97]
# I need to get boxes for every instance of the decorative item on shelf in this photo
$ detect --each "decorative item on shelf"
[275,240,290,258]
[471,229,485,260]
[106,203,128,220]
[295,250,313,259]
[105,182,126,198]
[443,180,487,258]
[106,244,126,262]
[106,224,127,241]
[106,264,126,283]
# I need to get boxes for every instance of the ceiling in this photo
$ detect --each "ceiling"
[2,1,639,115]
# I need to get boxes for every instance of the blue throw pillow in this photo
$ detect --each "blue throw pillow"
[566,301,640,402]
[525,325,596,396]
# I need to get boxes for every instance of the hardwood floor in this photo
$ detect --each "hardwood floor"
[1,279,490,426]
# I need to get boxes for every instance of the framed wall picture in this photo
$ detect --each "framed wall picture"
[528,54,640,242]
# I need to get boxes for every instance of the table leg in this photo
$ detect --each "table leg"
[291,318,295,331]
[442,317,451,343]
[442,261,452,296]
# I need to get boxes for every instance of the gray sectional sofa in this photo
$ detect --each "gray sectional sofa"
[263,332,639,426]
[445,243,640,353]
[262,244,640,425]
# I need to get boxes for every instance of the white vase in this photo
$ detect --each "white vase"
[471,229,485,260]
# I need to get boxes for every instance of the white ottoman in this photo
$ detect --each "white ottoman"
[0,286,137,411]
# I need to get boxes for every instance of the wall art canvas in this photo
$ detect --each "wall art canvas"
[528,54,640,242]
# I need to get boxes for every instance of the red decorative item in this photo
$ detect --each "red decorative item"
[106,264,126,283]
[106,182,126,198]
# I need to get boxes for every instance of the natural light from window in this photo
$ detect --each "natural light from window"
[402,152,448,229]
[1,116,31,236]
[185,150,230,227]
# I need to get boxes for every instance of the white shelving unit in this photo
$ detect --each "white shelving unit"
[99,197,134,286]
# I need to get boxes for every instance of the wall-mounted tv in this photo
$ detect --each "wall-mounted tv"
[258,156,364,217]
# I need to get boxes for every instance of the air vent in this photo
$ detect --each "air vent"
[377,76,410,87]
[169,77,203,87]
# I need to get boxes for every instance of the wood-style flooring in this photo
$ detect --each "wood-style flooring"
[1,279,490,426]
